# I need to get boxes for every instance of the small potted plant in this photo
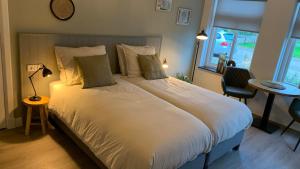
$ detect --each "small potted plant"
[175,73,192,84]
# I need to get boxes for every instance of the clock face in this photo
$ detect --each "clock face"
[50,0,75,21]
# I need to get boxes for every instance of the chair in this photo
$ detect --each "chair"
[281,98,300,152]
[226,60,236,67]
[221,67,257,104]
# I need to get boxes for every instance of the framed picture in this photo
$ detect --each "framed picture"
[156,0,172,12]
[177,8,192,25]
[50,0,75,21]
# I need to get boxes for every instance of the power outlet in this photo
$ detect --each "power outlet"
[27,64,41,72]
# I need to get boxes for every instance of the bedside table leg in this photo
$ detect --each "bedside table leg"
[44,106,49,128]
[39,106,46,134]
[25,107,32,136]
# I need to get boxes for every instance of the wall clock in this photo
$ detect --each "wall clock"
[50,0,75,21]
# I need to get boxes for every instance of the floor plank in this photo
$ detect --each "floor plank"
[0,126,299,169]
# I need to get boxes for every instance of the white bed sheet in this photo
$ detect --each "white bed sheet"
[48,76,212,169]
[123,76,253,145]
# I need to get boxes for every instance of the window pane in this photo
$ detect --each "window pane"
[232,31,258,69]
[208,28,235,66]
[284,40,300,86]
[206,27,258,69]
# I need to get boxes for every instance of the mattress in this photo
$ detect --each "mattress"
[123,76,253,145]
[48,76,212,169]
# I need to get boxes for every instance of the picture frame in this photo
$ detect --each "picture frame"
[177,8,192,25]
[50,0,75,21]
[156,0,172,12]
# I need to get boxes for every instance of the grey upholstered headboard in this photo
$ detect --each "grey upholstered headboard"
[19,33,162,98]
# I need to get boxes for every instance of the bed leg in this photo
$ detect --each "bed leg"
[233,144,240,151]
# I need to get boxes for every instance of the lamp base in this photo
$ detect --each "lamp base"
[29,96,41,101]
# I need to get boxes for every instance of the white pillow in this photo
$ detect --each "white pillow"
[122,44,156,77]
[54,45,106,85]
[116,45,127,76]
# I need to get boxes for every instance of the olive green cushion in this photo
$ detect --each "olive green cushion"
[74,55,116,89]
[138,54,167,80]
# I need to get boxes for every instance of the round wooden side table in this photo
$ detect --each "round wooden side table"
[22,96,49,136]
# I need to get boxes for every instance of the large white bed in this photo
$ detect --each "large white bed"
[123,76,253,145]
[19,33,251,169]
[48,75,213,169]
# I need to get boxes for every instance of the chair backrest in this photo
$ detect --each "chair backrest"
[223,67,251,88]
[289,98,300,121]
[226,60,236,67]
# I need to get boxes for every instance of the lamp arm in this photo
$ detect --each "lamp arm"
[28,65,44,97]
[29,76,37,97]
[28,67,43,78]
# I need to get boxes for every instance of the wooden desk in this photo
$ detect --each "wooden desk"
[248,79,300,134]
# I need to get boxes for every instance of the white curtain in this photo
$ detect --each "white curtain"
[0,46,6,129]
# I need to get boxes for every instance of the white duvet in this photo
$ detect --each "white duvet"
[48,76,212,169]
[123,76,253,145]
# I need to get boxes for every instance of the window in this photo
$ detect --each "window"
[200,0,265,70]
[282,39,300,86]
[276,4,300,87]
[206,27,259,69]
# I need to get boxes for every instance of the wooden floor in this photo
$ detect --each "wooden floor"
[0,126,299,169]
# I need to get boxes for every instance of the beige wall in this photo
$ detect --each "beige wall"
[9,0,203,75]
[193,69,222,93]
[194,0,300,131]
[7,0,204,123]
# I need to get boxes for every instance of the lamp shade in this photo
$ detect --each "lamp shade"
[162,59,168,69]
[42,65,52,77]
[196,30,208,40]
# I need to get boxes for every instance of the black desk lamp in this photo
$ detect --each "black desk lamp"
[28,64,52,101]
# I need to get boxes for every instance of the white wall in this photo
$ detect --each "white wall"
[7,0,204,122]
[193,0,300,131]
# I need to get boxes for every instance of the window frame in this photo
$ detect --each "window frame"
[277,38,300,86]
[204,28,218,68]
[274,4,300,86]
[276,39,295,82]
[204,26,258,69]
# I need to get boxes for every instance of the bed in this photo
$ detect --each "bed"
[123,76,253,166]
[18,33,250,169]
[19,34,217,169]
[47,76,212,169]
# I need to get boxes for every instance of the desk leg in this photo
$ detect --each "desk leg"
[252,93,279,134]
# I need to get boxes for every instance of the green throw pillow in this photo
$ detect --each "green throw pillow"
[138,54,167,80]
[74,55,116,89]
